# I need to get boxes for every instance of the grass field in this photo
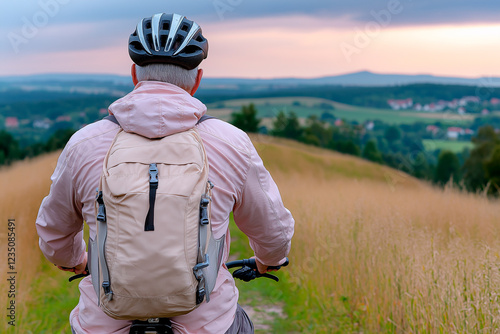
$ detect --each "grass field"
[207,97,475,126]
[1,136,500,333]
[0,153,80,333]
[251,136,500,333]
[423,139,475,153]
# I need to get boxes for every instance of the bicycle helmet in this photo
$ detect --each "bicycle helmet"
[128,13,208,70]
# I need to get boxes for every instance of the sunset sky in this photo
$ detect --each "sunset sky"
[1,0,500,79]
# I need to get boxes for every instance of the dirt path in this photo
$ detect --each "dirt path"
[241,303,285,333]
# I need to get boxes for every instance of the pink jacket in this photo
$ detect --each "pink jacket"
[36,81,294,334]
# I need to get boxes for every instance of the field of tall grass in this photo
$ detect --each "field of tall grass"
[254,136,500,333]
[0,153,81,333]
[1,136,500,333]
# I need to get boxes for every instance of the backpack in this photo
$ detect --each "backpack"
[87,115,225,320]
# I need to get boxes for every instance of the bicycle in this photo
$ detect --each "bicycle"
[68,258,289,334]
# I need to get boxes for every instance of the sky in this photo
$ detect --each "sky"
[1,0,500,79]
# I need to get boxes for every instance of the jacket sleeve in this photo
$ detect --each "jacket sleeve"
[233,141,295,266]
[35,144,86,268]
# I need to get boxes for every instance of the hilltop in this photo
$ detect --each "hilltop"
[251,134,422,188]
[1,136,499,333]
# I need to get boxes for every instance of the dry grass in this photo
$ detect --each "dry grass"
[251,136,500,333]
[0,153,59,332]
[1,137,500,333]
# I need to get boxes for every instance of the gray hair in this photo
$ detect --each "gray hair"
[135,64,198,91]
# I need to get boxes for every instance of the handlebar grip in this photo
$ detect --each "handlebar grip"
[267,258,289,270]
[225,257,290,271]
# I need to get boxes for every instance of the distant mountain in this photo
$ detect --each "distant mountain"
[308,71,500,87]
[201,71,500,87]
[1,71,500,89]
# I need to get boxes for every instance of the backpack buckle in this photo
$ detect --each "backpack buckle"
[200,197,210,225]
[149,163,159,187]
[96,191,106,223]
[193,255,209,280]
[102,281,113,301]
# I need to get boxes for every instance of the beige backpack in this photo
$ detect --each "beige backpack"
[88,115,224,320]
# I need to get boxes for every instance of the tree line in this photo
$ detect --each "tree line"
[231,103,500,195]
[1,103,498,196]
[0,128,75,166]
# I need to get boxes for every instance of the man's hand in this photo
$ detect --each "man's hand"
[252,256,278,274]
[57,252,88,275]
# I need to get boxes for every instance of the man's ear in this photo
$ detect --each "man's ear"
[131,64,138,86]
[190,68,203,96]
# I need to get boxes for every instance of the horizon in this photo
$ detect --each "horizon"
[2,70,499,81]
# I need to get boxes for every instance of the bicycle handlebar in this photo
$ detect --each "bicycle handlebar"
[226,257,289,282]
[68,258,290,283]
[226,258,289,270]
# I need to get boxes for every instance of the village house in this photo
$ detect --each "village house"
[365,121,375,131]
[56,115,72,122]
[490,98,500,105]
[447,127,464,140]
[459,96,480,106]
[33,119,52,129]
[387,98,413,110]
[5,117,19,128]
[426,125,440,135]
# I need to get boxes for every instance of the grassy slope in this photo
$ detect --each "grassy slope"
[249,136,500,333]
[1,136,500,333]
[0,153,80,333]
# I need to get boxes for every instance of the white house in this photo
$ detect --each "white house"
[447,127,464,140]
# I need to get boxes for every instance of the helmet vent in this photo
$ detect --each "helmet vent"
[183,45,198,55]
[130,41,142,50]
[181,24,189,32]
[173,35,183,50]
[160,35,167,47]
[163,23,170,30]
[196,35,204,42]
[146,22,152,29]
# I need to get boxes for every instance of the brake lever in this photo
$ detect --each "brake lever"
[68,264,90,282]
[259,273,280,282]
[232,266,281,282]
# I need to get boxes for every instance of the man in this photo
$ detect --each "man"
[36,13,294,334]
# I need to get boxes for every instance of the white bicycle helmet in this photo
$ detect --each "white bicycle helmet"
[128,13,208,70]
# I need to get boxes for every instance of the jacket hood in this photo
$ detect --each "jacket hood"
[108,81,207,138]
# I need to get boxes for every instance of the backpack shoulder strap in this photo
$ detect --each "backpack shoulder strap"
[197,115,215,125]
[103,115,120,126]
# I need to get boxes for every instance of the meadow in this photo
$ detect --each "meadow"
[207,97,474,126]
[1,136,500,333]
[423,139,474,153]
